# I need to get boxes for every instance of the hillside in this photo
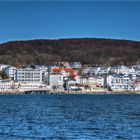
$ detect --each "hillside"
[0,38,140,66]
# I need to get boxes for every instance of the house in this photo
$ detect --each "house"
[4,66,17,79]
[51,67,77,80]
[35,65,48,71]
[106,74,133,91]
[110,66,119,74]
[134,76,140,91]
[128,67,136,74]
[70,62,82,69]
[66,80,76,90]
[66,79,84,91]
[0,64,10,71]
[97,67,110,75]
[80,76,104,87]
[110,66,129,74]
[82,67,90,75]
[89,66,100,75]
[133,67,140,76]
[94,76,105,86]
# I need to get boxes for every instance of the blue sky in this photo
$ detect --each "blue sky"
[0,1,140,43]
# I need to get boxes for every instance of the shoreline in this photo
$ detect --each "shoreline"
[0,90,140,95]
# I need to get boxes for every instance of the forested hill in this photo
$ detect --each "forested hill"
[0,38,140,66]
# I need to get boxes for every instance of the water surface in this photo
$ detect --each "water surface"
[0,94,140,140]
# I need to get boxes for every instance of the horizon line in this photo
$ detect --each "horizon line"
[0,37,140,44]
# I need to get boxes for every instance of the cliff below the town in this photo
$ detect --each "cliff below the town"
[0,38,140,66]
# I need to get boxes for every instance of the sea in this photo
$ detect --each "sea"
[0,93,140,140]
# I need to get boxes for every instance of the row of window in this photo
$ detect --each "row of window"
[17,76,40,78]
[18,79,40,81]
[17,73,40,75]
[0,85,15,87]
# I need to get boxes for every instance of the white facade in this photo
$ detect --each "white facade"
[15,68,43,83]
[106,75,133,91]
[134,67,140,76]
[70,62,82,69]
[47,72,64,89]
[35,65,48,71]
[82,67,90,74]
[4,66,17,79]
[66,80,76,90]
[134,77,140,91]
[0,64,10,71]
[98,67,110,75]
[135,84,140,91]
[80,76,104,87]
[66,80,83,91]
[60,70,70,77]
[89,67,100,75]
[110,66,130,75]
[0,80,18,91]
[18,82,46,91]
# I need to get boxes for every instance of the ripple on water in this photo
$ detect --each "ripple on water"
[0,94,140,139]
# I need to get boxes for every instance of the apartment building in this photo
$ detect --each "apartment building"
[4,66,17,79]
[14,68,44,83]
[106,74,134,91]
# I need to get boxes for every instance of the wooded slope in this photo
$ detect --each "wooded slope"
[0,38,140,66]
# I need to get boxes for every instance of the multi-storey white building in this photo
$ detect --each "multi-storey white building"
[46,72,64,89]
[4,66,17,79]
[106,74,133,91]
[14,68,44,83]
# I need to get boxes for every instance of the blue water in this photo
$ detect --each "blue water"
[0,94,140,140]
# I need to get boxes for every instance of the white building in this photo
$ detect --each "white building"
[82,67,90,74]
[47,72,64,90]
[0,64,10,71]
[80,76,104,87]
[110,66,129,75]
[4,66,17,79]
[0,80,18,91]
[14,68,44,83]
[106,74,133,91]
[35,65,48,71]
[97,67,110,75]
[70,62,82,69]
[66,79,84,91]
[89,66,100,75]
[134,77,140,91]
[18,82,46,91]
[134,67,140,76]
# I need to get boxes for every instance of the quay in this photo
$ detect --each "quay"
[0,89,140,94]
